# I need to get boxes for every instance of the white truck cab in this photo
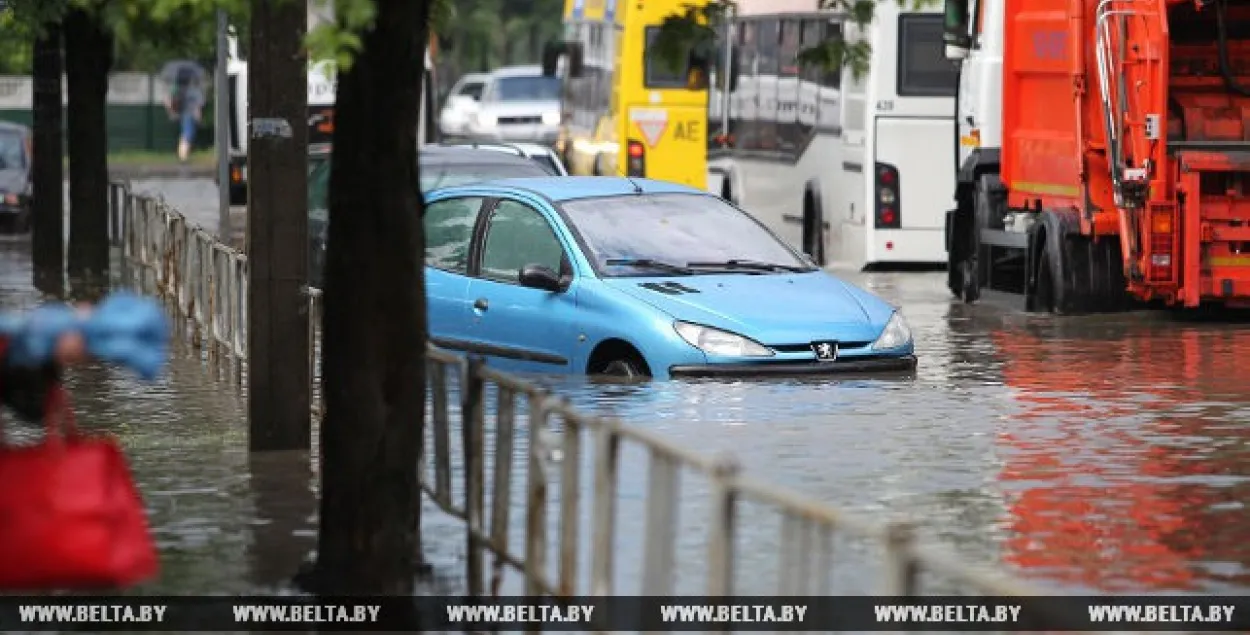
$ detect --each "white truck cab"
[223,31,436,206]
[224,32,337,205]
[942,0,1006,300]
[945,0,1003,175]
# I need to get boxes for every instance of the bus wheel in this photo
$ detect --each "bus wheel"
[802,192,825,266]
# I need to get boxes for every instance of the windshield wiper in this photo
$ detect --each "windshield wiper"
[604,258,695,275]
[686,259,811,273]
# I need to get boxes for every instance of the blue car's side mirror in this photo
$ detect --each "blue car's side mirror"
[519,264,563,292]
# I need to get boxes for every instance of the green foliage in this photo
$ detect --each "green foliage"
[432,0,563,86]
[0,10,36,73]
[0,0,253,73]
[655,0,938,80]
[305,0,376,71]
[649,1,732,73]
[303,0,562,94]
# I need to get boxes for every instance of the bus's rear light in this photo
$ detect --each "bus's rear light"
[626,140,645,177]
[875,162,900,229]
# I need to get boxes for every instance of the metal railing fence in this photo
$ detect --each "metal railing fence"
[109,181,1131,631]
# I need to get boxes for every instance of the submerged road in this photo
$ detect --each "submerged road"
[11,177,1247,594]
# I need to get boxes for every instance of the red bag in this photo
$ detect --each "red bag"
[0,381,159,590]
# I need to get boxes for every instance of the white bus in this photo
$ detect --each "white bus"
[708,0,957,268]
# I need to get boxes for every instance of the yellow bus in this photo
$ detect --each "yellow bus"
[543,0,715,188]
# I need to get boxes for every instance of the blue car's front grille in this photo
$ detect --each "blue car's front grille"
[770,341,872,353]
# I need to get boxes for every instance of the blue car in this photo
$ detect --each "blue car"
[424,177,917,379]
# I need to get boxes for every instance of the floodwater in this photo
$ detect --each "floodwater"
[4,177,1248,596]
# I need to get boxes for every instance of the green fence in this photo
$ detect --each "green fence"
[0,73,216,153]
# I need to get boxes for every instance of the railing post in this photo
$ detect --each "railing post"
[462,356,486,598]
[429,360,451,507]
[524,392,553,607]
[557,404,582,597]
[108,184,117,246]
[489,385,517,595]
[641,449,681,597]
[881,520,919,595]
[705,454,740,598]
[588,425,621,596]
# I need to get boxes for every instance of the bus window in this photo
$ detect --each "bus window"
[779,19,801,152]
[755,19,779,76]
[733,20,758,150]
[644,27,691,88]
[897,15,958,97]
[755,19,778,150]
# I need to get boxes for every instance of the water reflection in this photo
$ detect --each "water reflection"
[989,317,1250,593]
[247,451,318,590]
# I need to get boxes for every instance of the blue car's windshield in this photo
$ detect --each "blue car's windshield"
[560,193,814,277]
[492,75,561,101]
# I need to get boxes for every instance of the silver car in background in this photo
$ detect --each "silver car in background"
[448,142,569,176]
[438,73,487,139]
[462,65,562,145]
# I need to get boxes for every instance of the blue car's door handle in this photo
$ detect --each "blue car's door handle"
[473,298,489,311]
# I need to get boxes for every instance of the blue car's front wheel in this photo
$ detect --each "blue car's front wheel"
[602,358,645,378]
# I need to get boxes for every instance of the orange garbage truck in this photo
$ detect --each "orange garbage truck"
[943,0,1250,313]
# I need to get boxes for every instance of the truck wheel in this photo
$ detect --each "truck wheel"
[946,209,964,298]
[1090,237,1130,311]
[946,190,973,300]
[1028,210,1093,314]
[1032,243,1057,312]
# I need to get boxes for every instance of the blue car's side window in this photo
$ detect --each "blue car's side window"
[479,200,565,284]
[425,197,486,273]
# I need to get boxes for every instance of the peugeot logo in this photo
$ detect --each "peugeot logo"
[812,341,838,362]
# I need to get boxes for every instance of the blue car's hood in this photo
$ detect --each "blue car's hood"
[602,272,892,346]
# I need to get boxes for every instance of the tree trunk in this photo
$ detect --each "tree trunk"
[247,0,310,452]
[314,0,429,594]
[30,23,64,291]
[63,8,113,287]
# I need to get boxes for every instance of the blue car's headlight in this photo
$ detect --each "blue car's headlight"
[872,312,912,350]
[673,321,773,357]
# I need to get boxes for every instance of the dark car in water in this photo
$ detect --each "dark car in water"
[0,122,32,233]
[306,144,558,287]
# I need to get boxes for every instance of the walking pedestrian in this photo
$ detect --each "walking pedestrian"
[164,65,205,163]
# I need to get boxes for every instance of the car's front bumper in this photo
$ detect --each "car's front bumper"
[669,355,917,378]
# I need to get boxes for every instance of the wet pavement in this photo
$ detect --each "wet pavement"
[4,177,1249,595]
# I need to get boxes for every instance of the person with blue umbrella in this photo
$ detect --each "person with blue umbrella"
[159,60,208,163]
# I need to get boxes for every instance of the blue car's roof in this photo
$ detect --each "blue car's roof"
[445,176,706,203]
